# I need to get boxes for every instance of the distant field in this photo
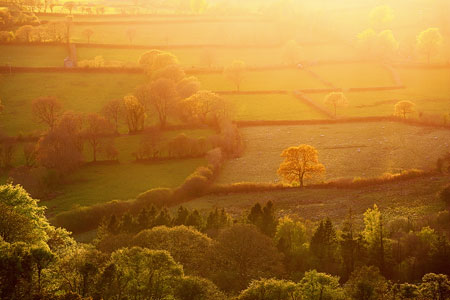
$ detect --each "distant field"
[308,63,394,88]
[217,122,450,184]
[185,175,449,225]
[0,45,68,67]
[0,73,145,135]
[224,94,327,121]
[306,68,450,118]
[197,68,326,91]
[71,22,281,45]
[0,43,360,69]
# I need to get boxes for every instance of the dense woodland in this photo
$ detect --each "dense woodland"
[1,0,450,299]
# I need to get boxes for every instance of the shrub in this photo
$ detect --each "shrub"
[136,188,173,207]
[440,184,450,207]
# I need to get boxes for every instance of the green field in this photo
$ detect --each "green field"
[305,68,450,118]
[308,63,395,88]
[216,122,450,184]
[8,129,212,215]
[224,94,327,120]
[185,175,448,225]
[197,68,327,91]
[0,43,360,69]
[0,72,145,135]
[0,45,69,67]
[71,22,280,45]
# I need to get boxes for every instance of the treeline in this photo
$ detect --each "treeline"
[2,183,450,300]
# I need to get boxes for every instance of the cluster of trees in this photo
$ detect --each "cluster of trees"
[3,183,450,299]
[357,5,444,63]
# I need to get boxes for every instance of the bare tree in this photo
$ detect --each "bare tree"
[32,96,62,130]
[102,99,123,133]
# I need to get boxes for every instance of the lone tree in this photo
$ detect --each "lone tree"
[394,100,415,119]
[224,60,246,92]
[324,92,348,117]
[417,28,443,64]
[277,144,325,187]
[82,28,94,43]
[32,96,62,129]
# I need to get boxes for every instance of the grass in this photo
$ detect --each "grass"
[308,63,395,88]
[0,45,68,67]
[71,22,280,46]
[184,175,448,226]
[197,68,327,91]
[0,72,145,135]
[45,157,205,215]
[224,94,327,121]
[216,122,450,184]
[306,68,450,118]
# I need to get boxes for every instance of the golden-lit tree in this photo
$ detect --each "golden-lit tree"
[180,90,227,126]
[32,96,62,129]
[277,144,325,187]
[369,5,394,31]
[123,95,146,133]
[82,28,93,43]
[416,28,443,64]
[63,1,76,14]
[357,29,377,57]
[394,100,416,119]
[324,92,348,118]
[224,60,246,91]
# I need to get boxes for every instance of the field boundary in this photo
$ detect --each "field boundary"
[293,91,335,119]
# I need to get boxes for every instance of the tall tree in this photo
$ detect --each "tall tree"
[149,78,178,128]
[82,113,114,162]
[123,95,146,133]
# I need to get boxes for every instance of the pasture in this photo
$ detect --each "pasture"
[216,122,450,184]
[305,67,450,118]
[0,72,145,135]
[308,63,395,88]
[185,175,448,225]
[223,94,327,121]
[197,68,327,91]
[71,21,281,46]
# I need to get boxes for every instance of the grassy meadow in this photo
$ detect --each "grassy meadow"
[223,94,327,121]
[185,175,448,224]
[217,122,450,184]
[306,68,450,118]
[0,72,145,135]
